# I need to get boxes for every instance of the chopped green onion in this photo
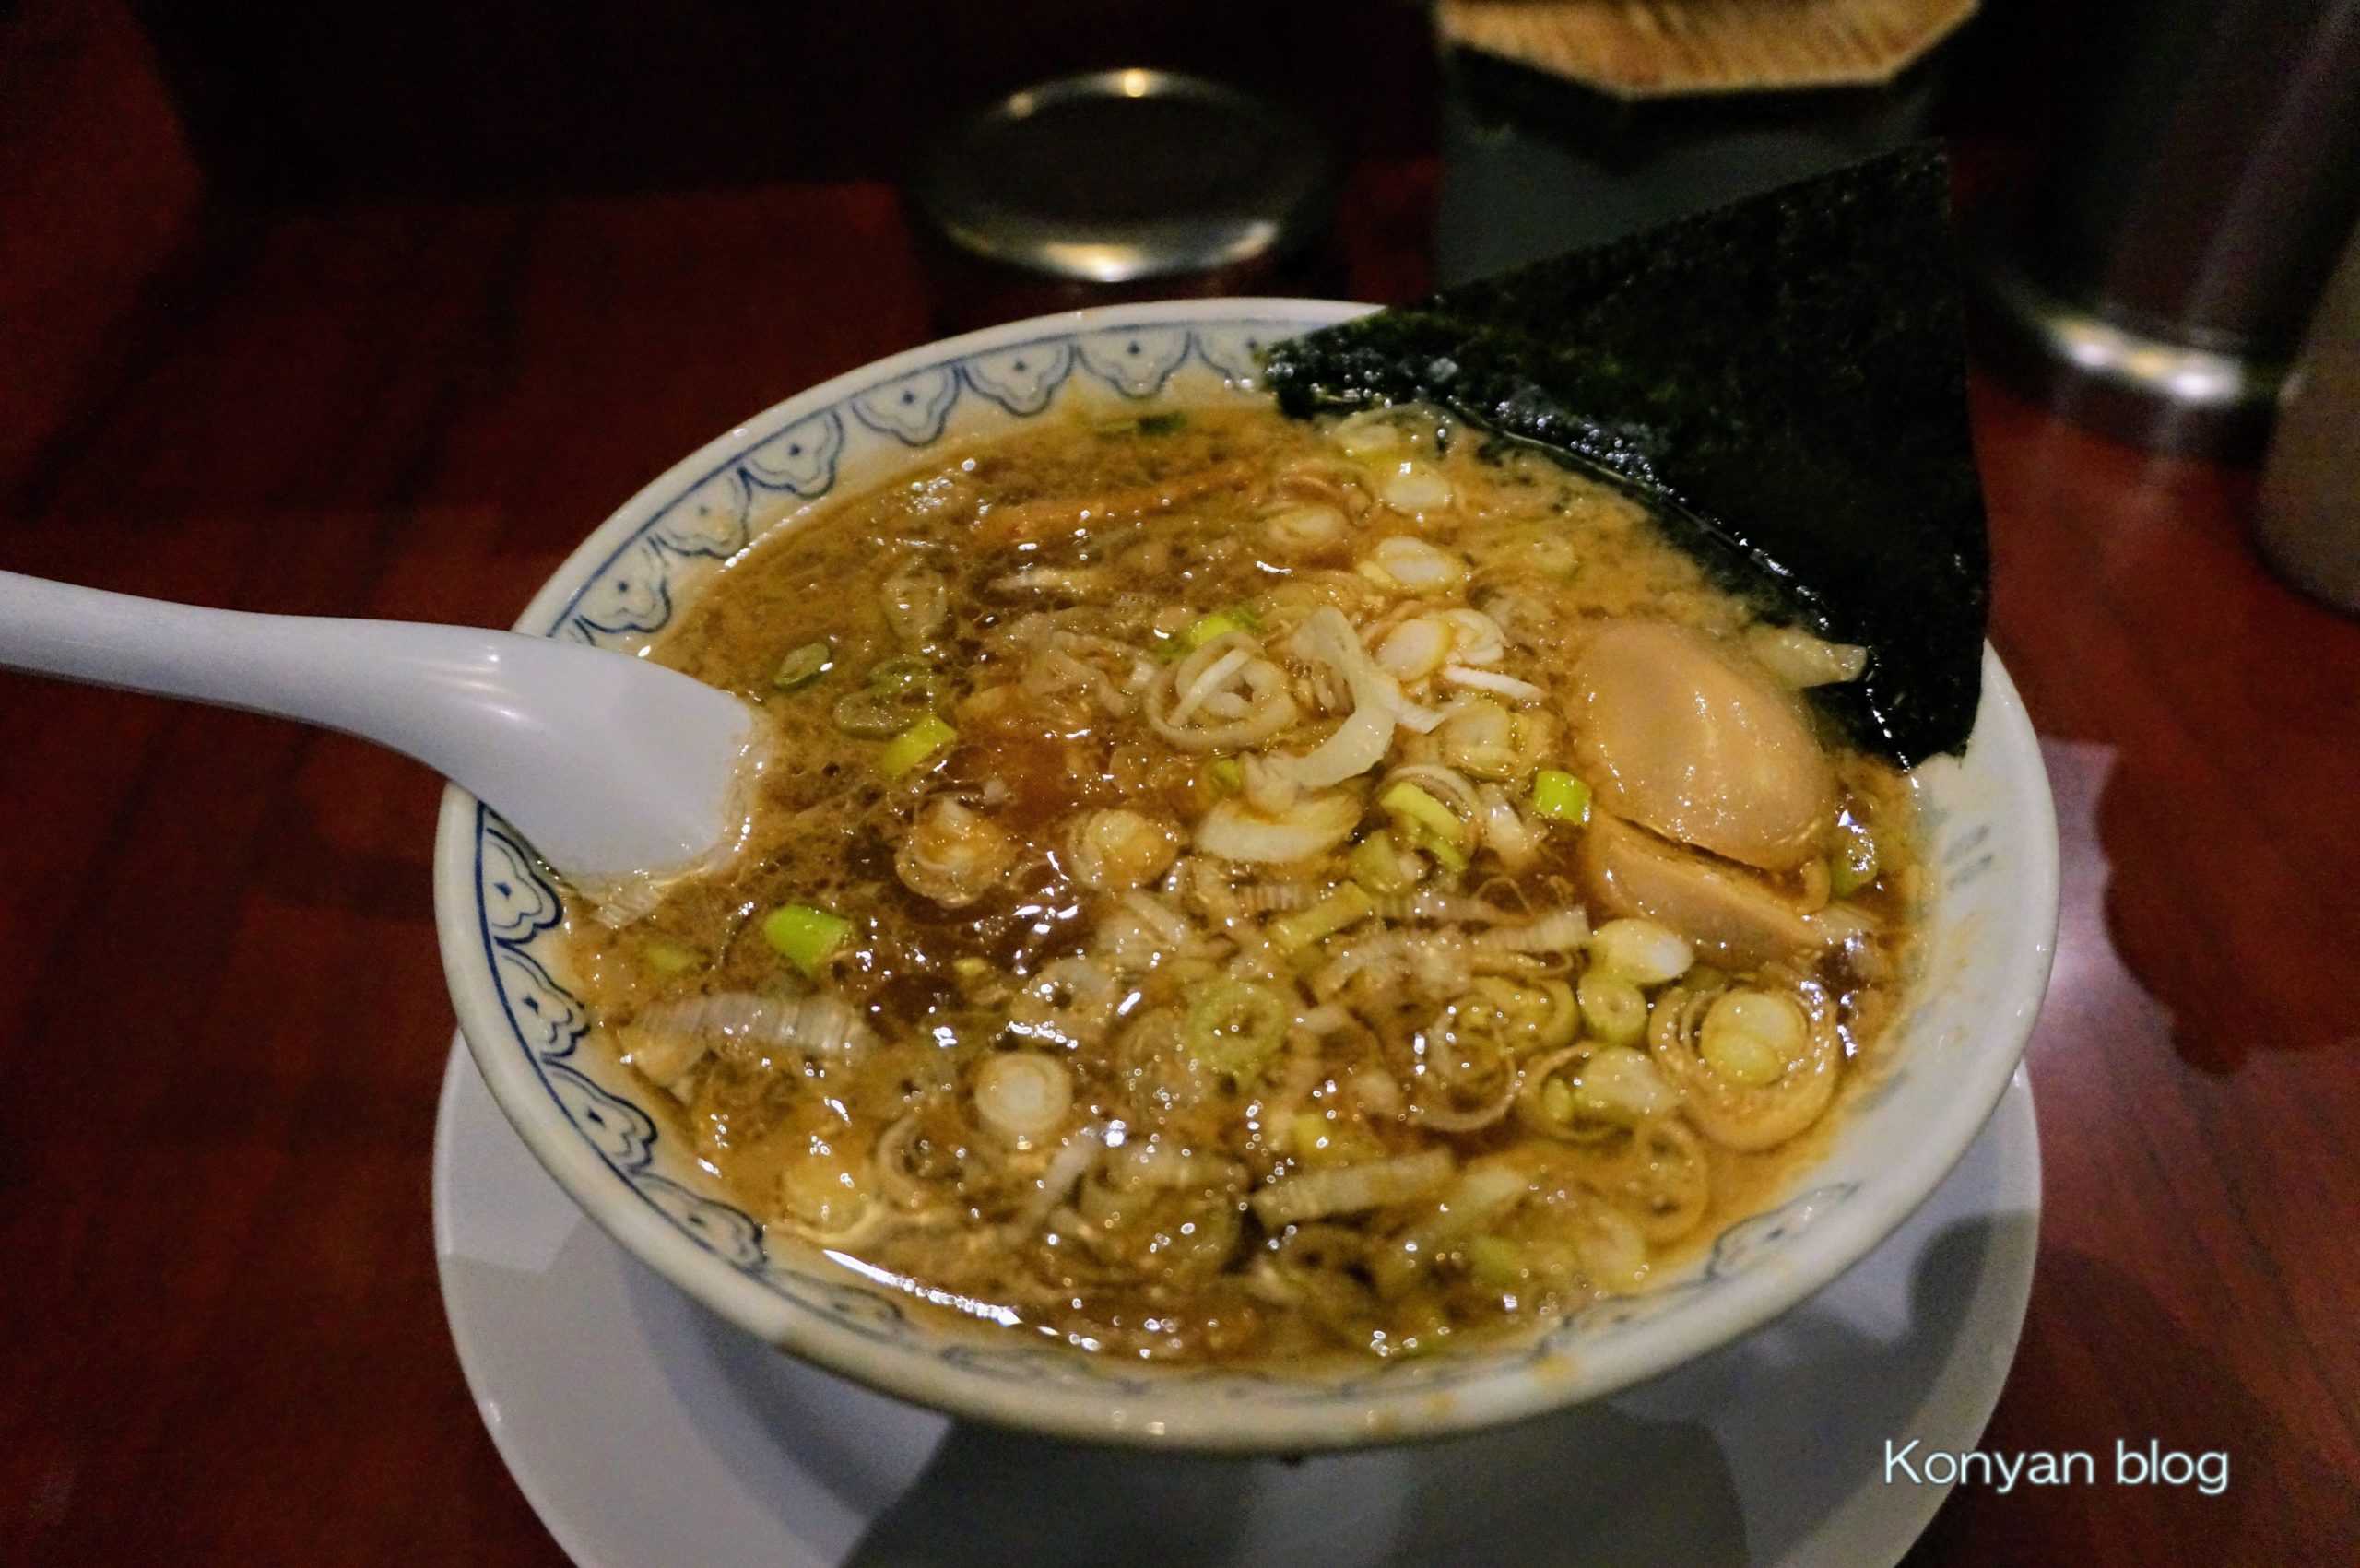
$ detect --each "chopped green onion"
[1466,1235,1526,1292]
[1534,978,1581,1048]
[643,937,704,976]
[877,715,958,780]
[1419,829,1469,873]
[1348,830,1416,898]
[1181,603,1262,650]
[1288,1112,1342,1166]
[1531,769,1592,825]
[1379,783,1469,874]
[1576,970,1648,1046]
[1269,885,1375,952]
[761,904,853,978]
[770,640,833,691]
[1183,613,1243,650]
[1380,782,1465,846]
[1540,1077,1575,1124]
[1183,978,1290,1079]
[1208,758,1245,794]
[1830,820,1880,895]
[1466,1233,1525,1289]
[866,654,934,698]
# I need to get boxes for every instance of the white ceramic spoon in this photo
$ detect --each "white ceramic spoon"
[0,570,755,885]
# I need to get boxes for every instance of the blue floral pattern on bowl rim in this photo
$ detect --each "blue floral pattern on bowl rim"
[437,301,2059,1446]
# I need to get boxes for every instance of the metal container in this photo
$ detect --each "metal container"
[908,71,1340,331]
[1973,1,2360,457]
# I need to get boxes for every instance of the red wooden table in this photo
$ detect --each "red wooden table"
[3,162,2357,1564]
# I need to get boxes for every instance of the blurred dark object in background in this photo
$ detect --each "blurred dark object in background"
[0,0,2176,504]
[2255,226,2360,614]
[0,0,202,494]
[121,0,1434,204]
[907,70,1342,334]
[1432,0,1976,284]
[1971,1,2360,458]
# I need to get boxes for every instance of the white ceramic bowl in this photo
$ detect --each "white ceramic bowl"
[434,300,2059,1452]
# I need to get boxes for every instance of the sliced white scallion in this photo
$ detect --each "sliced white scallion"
[620,992,875,1095]
[1010,1126,1106,1232]
[1196,791,1363,865]
[1476,783,1542,872]
[1064,808,1182,893]
[1435,1161,1532,1233]
[1440,608,1505,666]
[1476,908,1592,953]
[1263,502,1351,556]
[1399,1157,1531,1255]
[1698,988,1810,1087]
[1442,665,1546,703]
[1588,917,1695,986]
[1438,697,1517,779]
[1268,607,1412,789]
[1575,1203,1651,1292]
[1250,1149,1456,1227]
[1391,691,1447,734]
[1147,634,1300,753]
[1358,536,1470,595]
[1167,645,1252,726]
[1575,969,1648,1045]
[973,1052,1075,1147]
[1378,462,1455,514]
[1571,1046,1680,1122]
[1329,409,1408,459]
[617,1025,708,1094]
[1744,624,1870,688]
[1374,617,1454,681]
[895,799,1015,908]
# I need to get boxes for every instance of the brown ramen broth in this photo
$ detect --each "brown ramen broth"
[564,396,1919,1365]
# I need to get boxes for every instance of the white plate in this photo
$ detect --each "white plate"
[435,1041,2038,1568]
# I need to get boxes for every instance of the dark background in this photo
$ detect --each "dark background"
[0,0,2098,494]
[114,0,2079,203]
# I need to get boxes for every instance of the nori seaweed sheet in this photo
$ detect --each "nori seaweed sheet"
[1261,146,1988,766]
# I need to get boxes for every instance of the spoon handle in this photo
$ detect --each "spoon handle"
[0,570,751,879]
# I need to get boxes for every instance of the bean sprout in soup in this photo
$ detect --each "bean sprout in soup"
[564,397,1919,1365]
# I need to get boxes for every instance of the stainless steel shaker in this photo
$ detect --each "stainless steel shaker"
[1975,1,2360,458]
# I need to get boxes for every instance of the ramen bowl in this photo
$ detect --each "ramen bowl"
[432,300,2059,1451]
